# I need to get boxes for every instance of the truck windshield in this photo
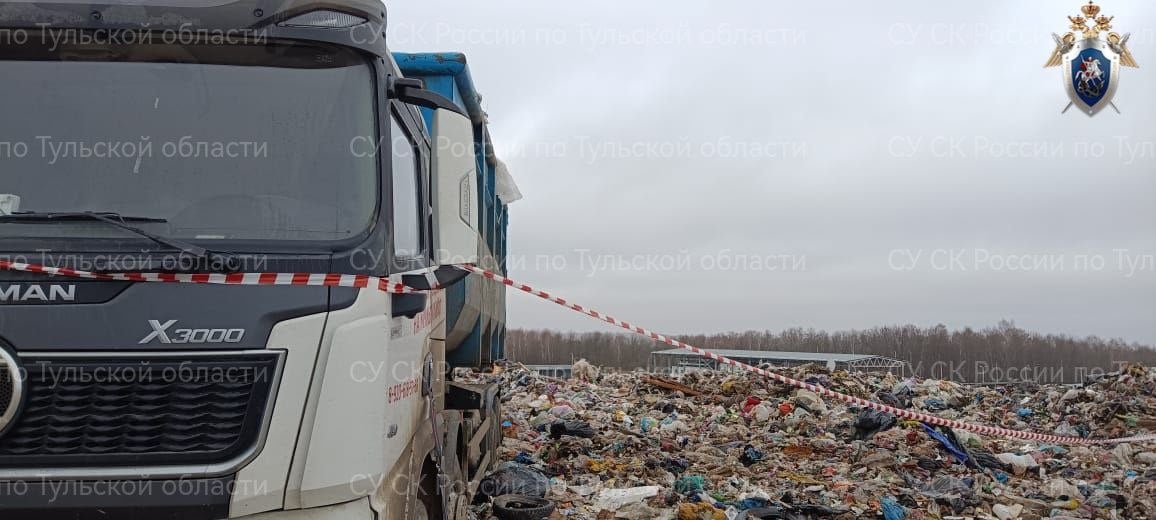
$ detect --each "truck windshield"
[0,41,378,245]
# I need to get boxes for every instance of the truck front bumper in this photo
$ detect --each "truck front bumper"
[0,480,375,520]
[238,497,375,520]
[0,477,234,519]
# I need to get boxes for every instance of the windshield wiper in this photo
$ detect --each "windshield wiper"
[0,211,168,223]
[0,211,241,272]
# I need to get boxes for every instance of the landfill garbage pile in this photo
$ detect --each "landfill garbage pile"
[460,361,1156,519]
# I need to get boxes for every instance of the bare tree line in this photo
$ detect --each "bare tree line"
[506,321,1156,383]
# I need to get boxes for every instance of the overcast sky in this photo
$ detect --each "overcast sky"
[389,1,1156,344]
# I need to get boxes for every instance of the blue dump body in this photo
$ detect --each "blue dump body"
[394,52,509,368]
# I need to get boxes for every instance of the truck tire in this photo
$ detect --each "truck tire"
[417,455,470,520]
[436,418,470,519]
[492,495,555,520]
[416,458,442,520]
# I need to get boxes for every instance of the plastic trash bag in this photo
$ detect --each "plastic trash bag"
[922,398,948,412]
[916,475,977,513]
[853,409,897,440]
[479,462,551,501]
[881,496,906,520]
[735,506,785,520]
[494,158,523,204]
[739,445,765,467]
[549,420,596,439]
[876,390,911,410]
[920,424,969,464]
[662,456,690,474]
[592,486,662,510]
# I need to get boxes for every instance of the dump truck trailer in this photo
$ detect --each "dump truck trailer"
[394,52,519,372]
[0,1,515,518]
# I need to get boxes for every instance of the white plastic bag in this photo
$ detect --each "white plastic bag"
[0,194,20,215]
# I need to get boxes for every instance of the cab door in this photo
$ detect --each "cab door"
[382,104,440,474]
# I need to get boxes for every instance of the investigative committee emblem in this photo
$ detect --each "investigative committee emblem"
[1044,1,1139,116]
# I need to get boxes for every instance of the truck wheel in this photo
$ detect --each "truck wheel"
[417,459,442,520]
[428,420,470,520]
[492,495,555,520]
[413,501,431,520]
[416,456,469,520]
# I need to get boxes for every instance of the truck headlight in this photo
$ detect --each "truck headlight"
[278,10,367,29]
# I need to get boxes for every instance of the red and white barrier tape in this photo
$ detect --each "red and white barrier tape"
[1,258,1152,445]
[0,259,420,294]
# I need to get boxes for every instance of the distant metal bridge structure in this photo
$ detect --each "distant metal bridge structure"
[523,364,573,379]
[649,348,908,376]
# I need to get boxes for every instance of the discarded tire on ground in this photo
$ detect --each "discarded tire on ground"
[492,494,555,520]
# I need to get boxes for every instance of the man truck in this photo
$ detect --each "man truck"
[0,1,517,518]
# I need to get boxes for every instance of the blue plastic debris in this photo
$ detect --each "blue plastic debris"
[920,424,969,464]
[1016,407,1034,418]
[881,496,906,520]
[736,497,769,510]
[674,475,706,495]
[739,445,765,466]
[923,398,948,411]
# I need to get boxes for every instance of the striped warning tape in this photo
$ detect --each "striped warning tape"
[0,259,419,294]
[0,258,1151,445]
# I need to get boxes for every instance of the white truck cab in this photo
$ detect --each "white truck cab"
[0,2,515,518]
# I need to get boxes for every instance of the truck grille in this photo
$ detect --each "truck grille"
[0,368,10,412]
[0,352,280,468]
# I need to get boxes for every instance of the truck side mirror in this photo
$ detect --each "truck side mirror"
[431,109,480,268]
[392,77,480,275]
[390,78,463,116]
